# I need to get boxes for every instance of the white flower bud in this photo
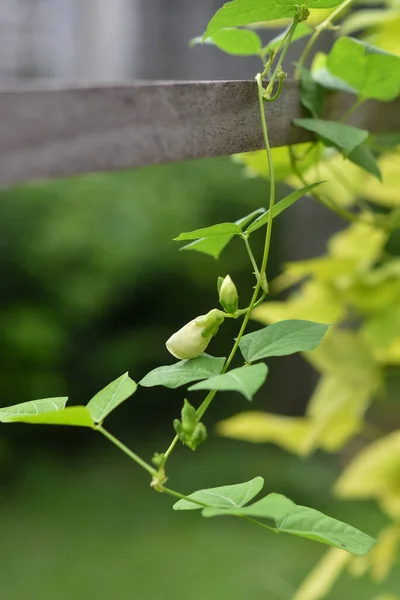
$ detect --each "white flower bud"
[219,275,239,314]
[166,309,224,360]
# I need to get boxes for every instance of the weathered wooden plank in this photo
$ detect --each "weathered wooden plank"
[0,80,399,186]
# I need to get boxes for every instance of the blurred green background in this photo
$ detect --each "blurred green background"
[0,158,398,599]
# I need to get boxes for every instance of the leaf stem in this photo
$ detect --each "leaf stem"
[341,98,364,123]
[97,426,157,477]
[295,0,353,78]
[242,516,278,533]
[243,235,261,280]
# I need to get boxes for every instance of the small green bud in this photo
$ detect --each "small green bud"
[173,418,182,435]
[181,399,197,434]
[217,276,225,294]
[166,309,225,359]
[219,275,239,314]
[190,422,207,450]
[152,452,166,468]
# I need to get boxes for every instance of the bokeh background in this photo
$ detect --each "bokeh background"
[0,2,399,599]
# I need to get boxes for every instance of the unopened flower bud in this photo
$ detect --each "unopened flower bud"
[219,275,239,314]
[190,422,207,450]
[181,399,197,434]
[174,400,208,451]
[166,309,225,360]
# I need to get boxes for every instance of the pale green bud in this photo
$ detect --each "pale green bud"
[166,309,224,360]
[219,275,239,314]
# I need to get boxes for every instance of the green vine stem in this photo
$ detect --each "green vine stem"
[156,26,301,478]
[99,424,278,533]
[265,15,299,98]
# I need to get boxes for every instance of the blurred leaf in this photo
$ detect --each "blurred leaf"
[303,374,377,453]
[263,22,311,52]
[0,397,67,423]
[235,142,321,182]
[371,133,400,151]
[349,523,400,583]
[180,208,264,259]
[335,429,400,519]
[361,152,400,207]
[239,320,329,362]
[299,67,324,118]
[340,8,399,36]
[246,182,324,234]
[347,142,382,181]
[205,0,343,36]
[140,354,225,389]
[305,329,380,387]
[311,51,356,93]
[191,28,262,56]
[362,301,400,354]
[253,281,345,325]
[217,411,311,453]
[328,222,387,266]
[372,13,400,55]
[189,363,268,400]
[293,547,352,600]
[327,37,400,101]
[173,476,264,510]
[293,119,368,155]
[86,373,137,423]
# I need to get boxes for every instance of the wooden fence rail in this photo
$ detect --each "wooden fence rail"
[0,80,399,186]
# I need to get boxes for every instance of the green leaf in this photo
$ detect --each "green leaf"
[180,235,234,259]
[0,397,68,422]
[239,320,330,362]
[293,118,368,154]
[188,363,268,400]
[327,37,400,102]
[180,208,265,259]
[86,372,137,423]
[371,132,400,151]
[6,406,95,428]
[347,142,382,181]
[203,492,295,519]
[173,476,264,510]
[202,494,376,555]
[140,354,226,389]
[246,182,324,234]
[205,0,343,37]
[275,505,376,555]
[263,23,311,54]
[174,223,242,241]
[299,67,324,119]
[191,27,262,56]
[311,51,356,94]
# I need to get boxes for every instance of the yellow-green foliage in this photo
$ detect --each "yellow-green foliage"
[224,4,400,596]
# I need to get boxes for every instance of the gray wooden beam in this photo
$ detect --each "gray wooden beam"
[0,80,399,186]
